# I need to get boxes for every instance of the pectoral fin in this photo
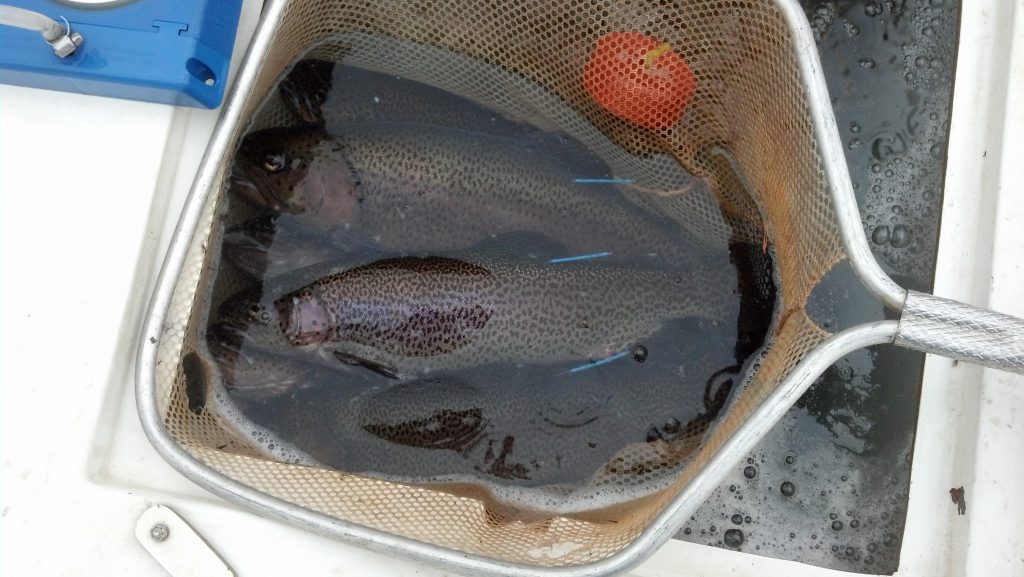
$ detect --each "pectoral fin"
[332,350,400,379]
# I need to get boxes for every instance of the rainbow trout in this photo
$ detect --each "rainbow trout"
[229,123,706,269]
[210,256,737,392]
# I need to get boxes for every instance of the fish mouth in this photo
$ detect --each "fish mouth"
[228,173,279,211]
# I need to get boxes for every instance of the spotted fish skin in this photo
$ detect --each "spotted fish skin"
[214,256,736,386]
[229,123,706,268]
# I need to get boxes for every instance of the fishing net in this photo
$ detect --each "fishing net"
[153,0,841,567]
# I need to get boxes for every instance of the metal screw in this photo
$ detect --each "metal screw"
[150,523,170,542]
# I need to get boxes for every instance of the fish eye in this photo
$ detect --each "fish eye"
[262,153,287,173]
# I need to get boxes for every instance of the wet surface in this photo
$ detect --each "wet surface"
[674,0,959,573]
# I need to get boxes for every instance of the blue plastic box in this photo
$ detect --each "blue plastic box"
[0,0,243,108]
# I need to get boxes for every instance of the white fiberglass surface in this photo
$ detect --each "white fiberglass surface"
[0,1,1021,576]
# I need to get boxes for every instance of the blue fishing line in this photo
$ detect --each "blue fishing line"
[568,351,629,374]
[549,252,612,264]
[573,178,634,184]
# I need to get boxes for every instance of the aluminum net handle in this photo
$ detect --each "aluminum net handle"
[895,291,1024,374]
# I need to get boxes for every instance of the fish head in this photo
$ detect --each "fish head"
[273,286,335,347]
[229,126,359,223]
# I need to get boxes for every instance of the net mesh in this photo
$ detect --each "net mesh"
[152,0,843,567]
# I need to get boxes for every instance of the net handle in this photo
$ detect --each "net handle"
[895,291,1024,374]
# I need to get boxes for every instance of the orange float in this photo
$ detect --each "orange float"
[582,32,696,129]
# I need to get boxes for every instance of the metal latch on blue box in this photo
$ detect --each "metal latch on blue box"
[0,0,243,108]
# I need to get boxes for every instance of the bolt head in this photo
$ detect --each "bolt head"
[149,523,170,542]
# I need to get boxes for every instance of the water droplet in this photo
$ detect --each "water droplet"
[930,142,944,158]
[923,26,936,37]
[850,122,861,133]
[871,225,891,244]
[915,56,927,68]
[871,163,882,173]
[872,132,908,160]
[723,528,745,548]
[811,534,818,540]
[865,555,875,565]
[731,514,743,525]
[859,58,876,69]
[884,533,898,547]
[785,454,796,465]
[891,224,912,248]
[832,545,840,552]
[850,519,861,529]
[632,345,648,363]
[744,466,757,479]
[710,525,717,533]
[849,138,862,150]
[744,515,752,524]
[789,532,796,539]
[865,1,882,16]
[663,418,680,434]
[832,520,844,531]
[683,527,692,535]
[841,475,849,481]
[845,546,856,556]
[892,205,903,215]
[729,484,737,492]
[780,481,796,497]
[867,542,879,552]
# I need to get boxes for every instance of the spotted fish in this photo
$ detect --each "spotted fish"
[228,123,706,269]
[210,255,737,391]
